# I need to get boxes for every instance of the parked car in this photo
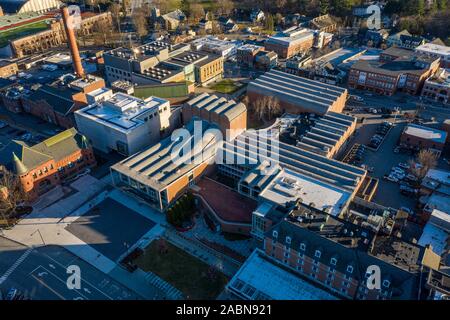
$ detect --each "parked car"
[398,162,410,170]
[386,175,399,182]
[399,207,413,215]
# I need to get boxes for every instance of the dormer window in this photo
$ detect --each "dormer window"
[330,258,337,266]
[314,250,321,258]
[285,236,291,244]
[346,265,354,274]
[299,243,306,251]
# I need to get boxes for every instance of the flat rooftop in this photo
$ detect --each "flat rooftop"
[416,43,450,55]
[266,27,315,46]
[77,92,168,131]
[259,168,351,216]
[227,249,339,300]
[403,124,447,144]
[186,92,246,122]
[351,59,431,76]
[247,70,347,114]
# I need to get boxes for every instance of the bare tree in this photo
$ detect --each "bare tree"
[0,167,27,227]
[265,96,281,120]
[132,5,151,38]
[109,3,122,33]
[189,3,205,24]
[409,149,438,179]
[215,0,234,16]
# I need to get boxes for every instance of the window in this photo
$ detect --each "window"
[285,236,291,244]
[382,280,391,288]
[330,258,337,266]
[314,250,321,258]
[272,230,278,238]
[346,265,354,274]
[299,243,306,251]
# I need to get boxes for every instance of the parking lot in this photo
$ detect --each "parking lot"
[0,237,141,300]
[340,110,418,210]
[65,198,156,262]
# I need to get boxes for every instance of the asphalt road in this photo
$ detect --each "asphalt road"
[0,237,141,300]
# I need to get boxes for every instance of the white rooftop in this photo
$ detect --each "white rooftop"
[419,210,450,256]
[266,28,315,46]
[416,43,450,56]
[77,92,169,132]
[404,124,447,144]
[418,223,448,256]
[227,249,339,300]
[259,168,351,216]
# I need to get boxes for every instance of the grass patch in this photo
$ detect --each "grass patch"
[0,20,50,47]
[210,79,241,94]
[134,240,229,299]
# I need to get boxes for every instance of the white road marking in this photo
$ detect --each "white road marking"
[0,248,33,285]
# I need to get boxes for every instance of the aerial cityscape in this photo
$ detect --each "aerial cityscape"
[0,0,449,306]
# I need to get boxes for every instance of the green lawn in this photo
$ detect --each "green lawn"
[134,240,229,300]
[0,20,50,47]
[210,79,242,94]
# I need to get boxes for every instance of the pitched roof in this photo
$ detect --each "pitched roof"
[269,218,422,299]
[1,128,88,174]
[28,85,76,115]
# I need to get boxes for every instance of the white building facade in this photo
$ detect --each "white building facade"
[75,92,171,156]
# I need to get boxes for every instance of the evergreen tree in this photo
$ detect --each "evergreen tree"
[320,0,330,15]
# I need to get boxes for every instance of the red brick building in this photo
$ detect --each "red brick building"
[21,76,105,128]
[8,128,96,200]
[263,205,439,300]
[400,124,447,152]
[348,48,440,96]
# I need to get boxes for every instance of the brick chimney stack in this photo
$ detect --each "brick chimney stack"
[61,6,85,78]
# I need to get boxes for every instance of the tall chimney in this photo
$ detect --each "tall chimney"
[61,6,85,78]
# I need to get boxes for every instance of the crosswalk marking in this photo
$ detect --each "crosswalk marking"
[0,248,33,285]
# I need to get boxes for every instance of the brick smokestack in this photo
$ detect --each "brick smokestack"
[61,6,85,78]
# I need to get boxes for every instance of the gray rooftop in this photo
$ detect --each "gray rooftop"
[186,93,247,122]
[111,119,218,191]
[221,129,366,192]
[247,70,347,114]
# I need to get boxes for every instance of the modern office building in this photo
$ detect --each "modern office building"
[348,48,440,96]
[110,120,219,212]
[415,43,450,69]
[75,92,171,156]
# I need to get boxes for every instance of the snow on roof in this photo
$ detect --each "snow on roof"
[227,249,339,300]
